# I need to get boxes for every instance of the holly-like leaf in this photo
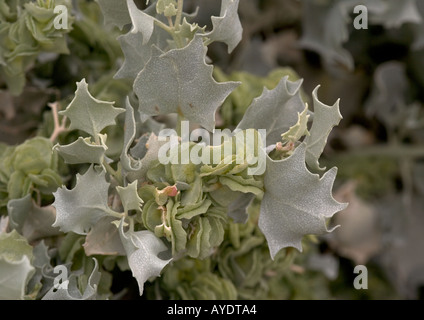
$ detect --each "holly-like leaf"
[258,143,347,259]
[96,0,131,30]
[304,86,343,172]
[52,165,117,235]
[119,222,172,296]
[59,79,125,139]
[116,180,143,213]
[203,0,242,53]
[7,194,60,243]
[236,76,305,146]
[53,135,108,165]
[133,36,239,132]
[114,24,169,80]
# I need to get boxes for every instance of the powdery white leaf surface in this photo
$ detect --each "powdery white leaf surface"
[59,79,125,139]
[52,166,114,235]
[258,143,347,259]
[304,86,343,172]
[236,76,305,146]
[203,0,242,53]
[133,36,239,132]
[42,258,101,300]
[96,0,131,30]
[126,0,155,45]
[119,223,172,296]
[53,136,107,165]
[114,25,169,80]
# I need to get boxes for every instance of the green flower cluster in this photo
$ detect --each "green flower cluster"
[0,137,61,213]
[137,136,264,260]
[0,0,73,95]
[147,200,330,300]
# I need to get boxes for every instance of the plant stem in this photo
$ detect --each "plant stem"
[154,19,174,35]
[106,207,125,220]
[49,102,67,142]
[175,0,184,29]
[103,160,123,186]
[167,16,174,28]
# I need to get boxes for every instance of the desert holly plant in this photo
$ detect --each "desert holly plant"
[0,0,347,300]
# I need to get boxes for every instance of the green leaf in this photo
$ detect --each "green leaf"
[281,104,310,143]
[156,0,177,17]
[11,137,54,175]
[258,143,347,259]
[119,222,172,295]
[203,0,242,53]
[42,258,101,300]
[7,194,60,243]
[133,36,239,132]
[59,79,125,139]
[52,165,117,235]
[304,86,343,172]
[175,17,205,42]
[116,180,143,213]
[54,135,108,165]
[96,0,131,30]
[236,76,306,146]
[0,229,33,263]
